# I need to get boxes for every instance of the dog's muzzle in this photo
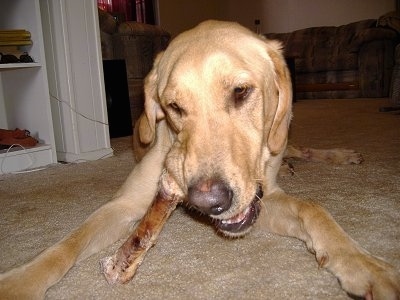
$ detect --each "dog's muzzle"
[215,185,262,235]
[187,178,263,235]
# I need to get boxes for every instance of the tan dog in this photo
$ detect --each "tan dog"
[0,20,399,299]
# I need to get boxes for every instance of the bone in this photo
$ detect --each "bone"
[100,192,182,284]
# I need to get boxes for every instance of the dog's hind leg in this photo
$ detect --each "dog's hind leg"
[0,121,172,300]
[262,191,400,299]
[285,145,363,164]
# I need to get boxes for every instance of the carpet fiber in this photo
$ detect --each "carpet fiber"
[0,98,399,299]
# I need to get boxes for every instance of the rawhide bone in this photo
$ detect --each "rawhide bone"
[100,191,182,284]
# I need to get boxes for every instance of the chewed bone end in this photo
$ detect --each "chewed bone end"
[100,186,183,285]
[100,255,119,285]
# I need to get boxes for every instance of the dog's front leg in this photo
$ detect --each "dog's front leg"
[262,191,400,299]
[0,121,172,300]
[0,196,149,300]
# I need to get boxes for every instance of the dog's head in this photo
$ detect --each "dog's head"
[134,20,292,237]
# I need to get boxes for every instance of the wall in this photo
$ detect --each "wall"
[158,0,396,36]
[223,0,395,33]
[157,0,222,37]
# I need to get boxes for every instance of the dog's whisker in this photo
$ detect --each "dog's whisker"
[252,199,269,236]
[252,177,264,183]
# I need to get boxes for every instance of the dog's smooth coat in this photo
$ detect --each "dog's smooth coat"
[0,20,399,299]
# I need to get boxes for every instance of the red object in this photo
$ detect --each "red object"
[97,0,133,21]
[97,0,113,12]
[97,0,155,24]
[0,128,38,147]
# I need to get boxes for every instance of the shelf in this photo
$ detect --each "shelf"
[0,0,112,173]
[0,62,41,71]
[0,143,50,155]
[0,144,55,174]
[0,0,57,174]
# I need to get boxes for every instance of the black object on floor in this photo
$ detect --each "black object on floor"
[103,59,133,138]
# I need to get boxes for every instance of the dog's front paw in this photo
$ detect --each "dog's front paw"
[334,252,400,300]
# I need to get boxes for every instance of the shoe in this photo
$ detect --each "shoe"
[0,128,38,147]
[20,52,34,63]
[0,53,19,63]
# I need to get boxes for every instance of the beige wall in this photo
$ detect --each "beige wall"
[157,0,395,36]
[157,0,222,37]
[224,0,395,33]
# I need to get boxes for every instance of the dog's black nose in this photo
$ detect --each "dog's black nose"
[188,178,233,215]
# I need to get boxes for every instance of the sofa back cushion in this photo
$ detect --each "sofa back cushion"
[265,20,379,73]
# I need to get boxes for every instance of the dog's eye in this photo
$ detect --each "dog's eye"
[168,102,183,116]
[233,85,251,102]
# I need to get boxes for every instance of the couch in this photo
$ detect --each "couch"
[265,13,400,99]
[386,43,400,109]
[98,8,170,123]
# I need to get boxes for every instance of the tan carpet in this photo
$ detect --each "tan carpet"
[0,98,399,299]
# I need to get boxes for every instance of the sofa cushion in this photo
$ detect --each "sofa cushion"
[283,20,377,55]
[351,27,397,50]
[295,53,358,73]
[265,17,398,99]
[296,69,358,85]
[266,19,396,73]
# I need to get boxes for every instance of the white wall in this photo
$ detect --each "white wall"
[158,0,396,36]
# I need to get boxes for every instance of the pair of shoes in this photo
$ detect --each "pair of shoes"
[0,52,34,63]
[0,128,38,147]
[20,52,34,63]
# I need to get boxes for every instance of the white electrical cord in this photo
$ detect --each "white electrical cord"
[50,94,109,126]
[0,144,46,174]
[1,95,112,174]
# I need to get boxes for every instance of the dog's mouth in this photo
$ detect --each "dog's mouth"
[214,186,263,236]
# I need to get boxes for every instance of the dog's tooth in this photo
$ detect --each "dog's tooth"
[221,206,250,224]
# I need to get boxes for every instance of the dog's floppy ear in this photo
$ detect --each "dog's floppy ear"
[133,52,165,161]
[264,41,293,155]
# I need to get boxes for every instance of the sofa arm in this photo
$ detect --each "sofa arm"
[113,22,170,79]
[358,39,395,97]
[100,31,114,60]
[350,28,397,52]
